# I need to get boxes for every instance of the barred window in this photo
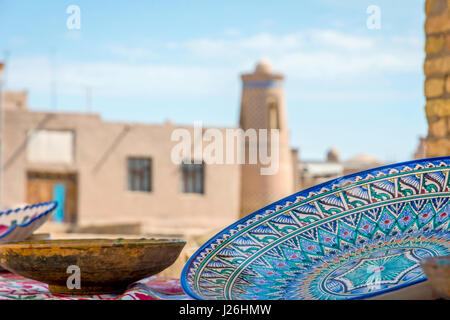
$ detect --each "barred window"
[127,158,152,192]
[181,162,204,194]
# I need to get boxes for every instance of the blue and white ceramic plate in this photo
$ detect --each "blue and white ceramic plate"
[181,157,450,300]
[0,202,57,243]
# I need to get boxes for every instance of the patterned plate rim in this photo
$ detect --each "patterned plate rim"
[0,201,58,239]
[181,156,450,300]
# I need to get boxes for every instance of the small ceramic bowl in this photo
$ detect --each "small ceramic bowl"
[0,202,57,243]
[0,238,186,295]
[420,255,450,299]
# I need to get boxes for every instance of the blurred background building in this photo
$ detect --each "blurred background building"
[298,150,383,191]
[0,61,298,237]
[0,59,391,237]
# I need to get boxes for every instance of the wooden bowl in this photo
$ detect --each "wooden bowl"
[420,256,450,299]
[0,238,186,295]
[0,233,51,272]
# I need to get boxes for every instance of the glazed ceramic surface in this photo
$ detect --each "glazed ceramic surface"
[181,157,450,300]
[0,238,186,295]
[0,202,56,243]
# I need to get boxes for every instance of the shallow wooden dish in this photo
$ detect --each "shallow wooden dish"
[0,238,186,295]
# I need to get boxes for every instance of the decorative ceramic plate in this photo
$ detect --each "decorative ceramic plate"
[0,202,57,243]
[181,157,450,300]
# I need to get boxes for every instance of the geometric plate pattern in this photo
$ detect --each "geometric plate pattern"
[283,231,449,300]
[181,157,450,300]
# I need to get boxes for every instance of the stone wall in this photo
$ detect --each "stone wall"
[425,0,450,156]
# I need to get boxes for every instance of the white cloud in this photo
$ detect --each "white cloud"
[224,28,240,37]
[308,29,374,50]
[172,29,422,79]
[6,57,235,98]
[5,29,423,100]
[181,32,303,59]
[108,45,156,61]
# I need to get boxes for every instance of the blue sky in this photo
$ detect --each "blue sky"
[0,0,426,162]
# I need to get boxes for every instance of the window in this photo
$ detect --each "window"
[268,100,279,129]
[181,162,204,194]
[127,158,152,192]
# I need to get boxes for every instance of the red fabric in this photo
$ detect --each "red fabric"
[0,271,189,300]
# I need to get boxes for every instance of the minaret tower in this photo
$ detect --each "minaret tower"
[239,60,294,218]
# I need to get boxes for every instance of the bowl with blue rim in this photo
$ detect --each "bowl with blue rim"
[0,201,57,243]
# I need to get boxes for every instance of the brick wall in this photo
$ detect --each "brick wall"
[425,0,450,156]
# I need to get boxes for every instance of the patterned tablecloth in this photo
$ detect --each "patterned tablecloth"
[0,271,190,300]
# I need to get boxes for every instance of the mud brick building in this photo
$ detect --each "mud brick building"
[0,61,299,236]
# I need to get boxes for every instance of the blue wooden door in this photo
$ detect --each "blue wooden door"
[53,183,66,223]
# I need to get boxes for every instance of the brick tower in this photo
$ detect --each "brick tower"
[239,60,294,218]
[424,0,450,156]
